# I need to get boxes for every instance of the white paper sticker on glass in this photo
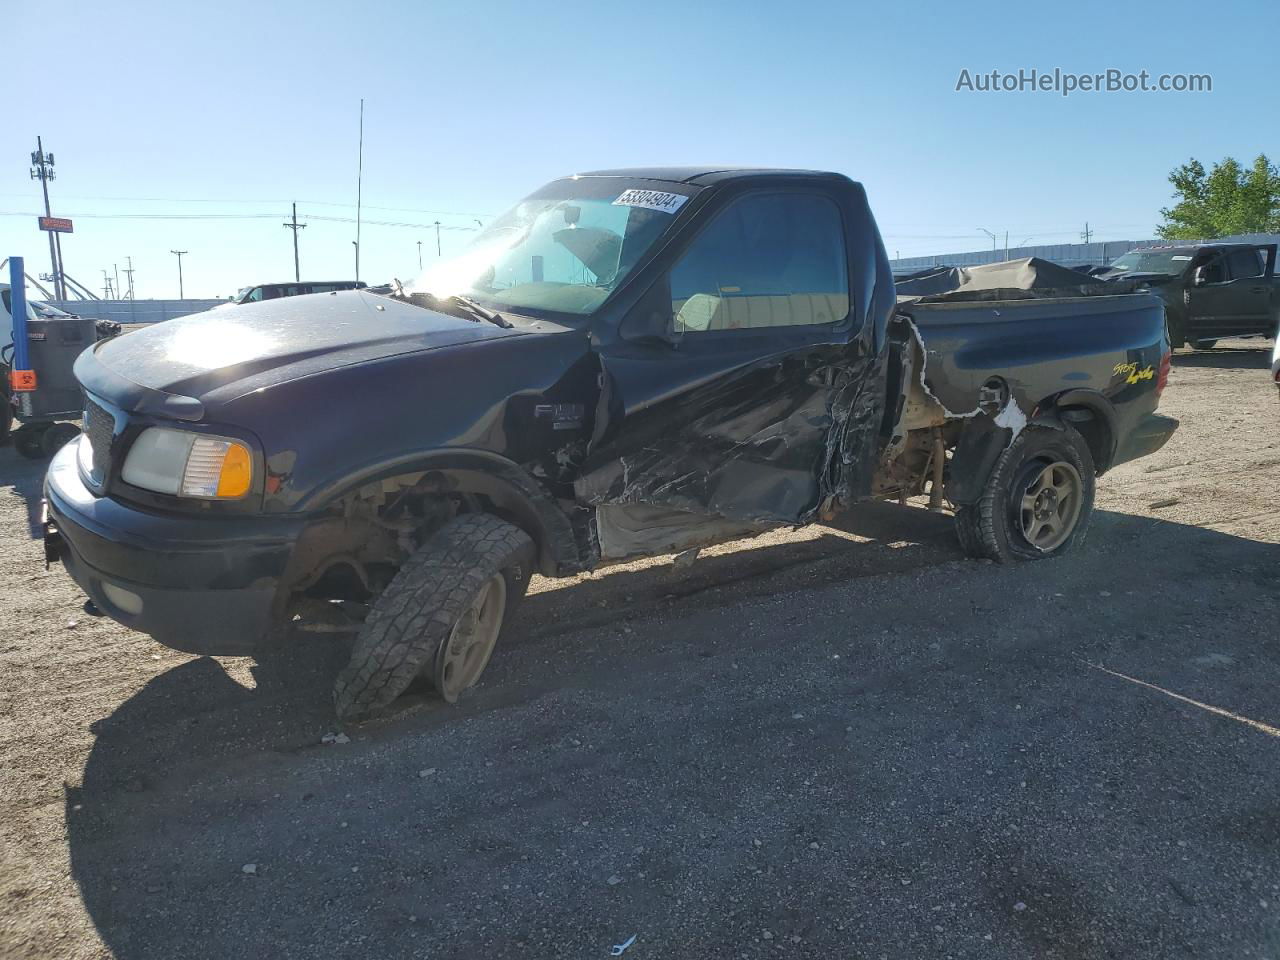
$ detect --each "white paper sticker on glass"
[612,189,689,215]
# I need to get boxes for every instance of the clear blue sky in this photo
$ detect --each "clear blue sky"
[4,0,1277,299]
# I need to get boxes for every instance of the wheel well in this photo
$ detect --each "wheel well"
[283,461,586,611]
[1054,405,1114,475]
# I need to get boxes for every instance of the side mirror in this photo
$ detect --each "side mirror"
[618,305,678,346]
[618,279,679,347]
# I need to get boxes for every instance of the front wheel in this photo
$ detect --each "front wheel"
[333,513,535,720]
[955,424,1096,562]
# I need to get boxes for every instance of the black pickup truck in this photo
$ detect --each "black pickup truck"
[43,167,1177,718]
[1097,242,1280,347]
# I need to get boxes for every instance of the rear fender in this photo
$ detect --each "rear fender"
[1037,389,1118,473]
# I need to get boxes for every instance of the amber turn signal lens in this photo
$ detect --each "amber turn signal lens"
[215,442,252,497]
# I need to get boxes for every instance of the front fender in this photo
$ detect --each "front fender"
[299,450,587,576]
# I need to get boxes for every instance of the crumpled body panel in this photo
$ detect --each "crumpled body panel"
[576,338,887,527]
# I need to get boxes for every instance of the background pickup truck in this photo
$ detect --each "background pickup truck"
[1097,241,1280,347]
[43,167,1177,719]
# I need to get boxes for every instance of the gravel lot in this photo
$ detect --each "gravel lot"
[1,342,1277,960]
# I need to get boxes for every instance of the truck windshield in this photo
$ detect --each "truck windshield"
[407,179,697,318]
[1105,250,1194,276]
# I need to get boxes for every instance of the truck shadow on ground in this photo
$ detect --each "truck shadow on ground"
[1172,345,1271,370]
[63,507,1280,959]
[0,445,50,538]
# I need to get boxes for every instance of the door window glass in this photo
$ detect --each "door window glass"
[1198,257,1227,284]
[1226,249,1264,279]
[670,193,849,332]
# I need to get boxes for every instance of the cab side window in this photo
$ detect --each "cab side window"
[1226,249,1264,280]
[670,193,849,332]
[1198,255,1227,284]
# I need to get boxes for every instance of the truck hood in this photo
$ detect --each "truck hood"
[75,291,532,420]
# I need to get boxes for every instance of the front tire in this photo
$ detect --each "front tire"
[955,424,1095,562]
[333,514,535,720]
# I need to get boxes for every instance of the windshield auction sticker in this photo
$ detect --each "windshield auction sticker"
[613,189,689,214]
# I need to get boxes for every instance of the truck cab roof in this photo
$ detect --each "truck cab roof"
[571,167,846,185]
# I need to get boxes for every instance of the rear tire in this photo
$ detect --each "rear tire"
[333,514,535,720]
[13,426,46,460]
[954,424,1095,562]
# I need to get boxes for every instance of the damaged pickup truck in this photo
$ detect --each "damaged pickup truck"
[43,167,1178,718]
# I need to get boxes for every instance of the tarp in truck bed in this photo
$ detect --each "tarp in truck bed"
[894,257,1138,304]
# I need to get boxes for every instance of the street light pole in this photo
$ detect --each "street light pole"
[433,221,441,256]
[170,250,188,299]
[417,240,423,270]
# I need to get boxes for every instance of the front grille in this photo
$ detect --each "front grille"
[83,396,115,485]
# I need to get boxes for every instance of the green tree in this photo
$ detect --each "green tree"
[1157,154,1280,240]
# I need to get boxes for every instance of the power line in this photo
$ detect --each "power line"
[0,210,481,230]
[0,191,493,218]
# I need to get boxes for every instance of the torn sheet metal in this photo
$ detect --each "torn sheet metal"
[576,340,886,527]
[895,314,1025,443]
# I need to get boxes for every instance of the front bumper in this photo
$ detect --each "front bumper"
[1112,412,1179,468]
[43,442,306,655]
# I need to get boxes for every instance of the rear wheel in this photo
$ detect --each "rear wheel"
[333,513,535,720]
[12,425,46,460]
[955,424,1095,562]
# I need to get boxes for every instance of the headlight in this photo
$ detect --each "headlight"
[121,428,253,499]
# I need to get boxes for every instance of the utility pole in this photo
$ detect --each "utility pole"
[123,256,135,299]
[101,270,114,299]
[170,250,188,299]
[283,202,306,282]
[433,220,441,256]
[113,263,122,301]
[1004,231,1009,261]
[417,240,423,270]
[30,137,65,300]
[355,98,364,282]
[1080,222,1093,244]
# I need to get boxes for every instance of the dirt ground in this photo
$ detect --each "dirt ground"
[0,342,1277,960]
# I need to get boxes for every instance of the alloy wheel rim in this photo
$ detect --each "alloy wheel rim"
[438,574,507,700]
[1018,460,1084,552]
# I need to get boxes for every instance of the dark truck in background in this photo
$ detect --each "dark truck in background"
[42,168,1177,719]
[1097,242,1280,348]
